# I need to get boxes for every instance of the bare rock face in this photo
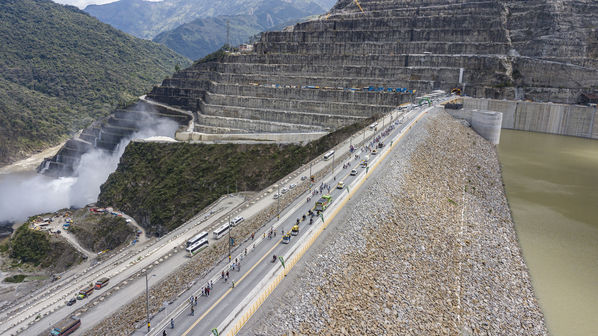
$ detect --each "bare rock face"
[148,0,598,129]
[148,0,598,125]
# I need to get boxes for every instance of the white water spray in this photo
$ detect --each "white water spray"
[0,109,179,223]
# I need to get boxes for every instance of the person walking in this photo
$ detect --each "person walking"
[251,232,254,240]
[190,306,194,316]
[170,318,174,329]
[163,330,167,336]
[194,296,197,306]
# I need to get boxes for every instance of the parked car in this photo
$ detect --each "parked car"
[289,183,297,189]
[273,193,280,199]
[281,187,288,194]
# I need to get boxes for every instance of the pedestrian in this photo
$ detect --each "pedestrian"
[221,271,224,278]
[226,271,229,278]
[194,296,197,306]
[251,232,254,240]
[210,280,213,289]
[232,280,235,288]
[224,275,228,283]
[189,296,193,305]
[170,318,174,329]
[244,248,247,256]
[191,306,194,316]
[207,287,210,296]
[163,330,167,336]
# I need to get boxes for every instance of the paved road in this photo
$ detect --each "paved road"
[4,195,245,336]
[4,104,383,335]
[138,102,439,336]
[3,98,443,336]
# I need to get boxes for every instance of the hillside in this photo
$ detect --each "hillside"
[4,221,83,272]
[85,0,335,39]
[69,209,135,253]
[153,15,265,60]
[0,0,190,166]
[153,0,321,60]
[98,117,374,235]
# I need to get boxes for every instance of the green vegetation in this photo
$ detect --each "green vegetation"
[9,224,50,265]
[8,221,82,271]
[3,274,27,283]
[69,209,135,252]
[0,0,190,165]
[99,117,376,234]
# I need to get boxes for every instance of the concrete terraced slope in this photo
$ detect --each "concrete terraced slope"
[148,0,598,130]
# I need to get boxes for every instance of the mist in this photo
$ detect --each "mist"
[0,110,179,223]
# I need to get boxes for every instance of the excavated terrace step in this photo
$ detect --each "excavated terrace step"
[254,41,510,55]
[195,112,323,133]
[260,28,509,44]
[199,102,365,129]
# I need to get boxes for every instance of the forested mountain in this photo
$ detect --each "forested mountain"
[85,0,336,39]
[0,0,189,166]
[153,0,322,60]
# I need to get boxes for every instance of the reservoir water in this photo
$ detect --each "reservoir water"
[498,130,598,336]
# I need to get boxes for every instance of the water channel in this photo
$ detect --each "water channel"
[498,129,598,336]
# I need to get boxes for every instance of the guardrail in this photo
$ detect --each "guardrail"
[223,104,434,335]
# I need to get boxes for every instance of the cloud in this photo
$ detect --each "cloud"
[0,108,179,223]
[52,0,119,10]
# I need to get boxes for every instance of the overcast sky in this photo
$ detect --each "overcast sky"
[53,0,165,9]
[52,0,119,9]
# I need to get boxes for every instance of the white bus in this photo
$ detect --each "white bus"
[323,150,335,160]
[213,223,230,240]
[186,231,208,247]
[230,216,244,226]
[186,238,209,257]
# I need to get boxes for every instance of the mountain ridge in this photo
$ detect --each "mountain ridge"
[152,0,324,60]
[0,0,190,166]
[85,0,336,39]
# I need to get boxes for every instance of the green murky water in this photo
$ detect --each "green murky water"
[498,130,598,336]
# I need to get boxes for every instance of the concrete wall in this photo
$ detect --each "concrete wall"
[462,98,598,139]
[176,131,328,144]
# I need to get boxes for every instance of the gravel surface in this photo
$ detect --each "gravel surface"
[245,110,548,335]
